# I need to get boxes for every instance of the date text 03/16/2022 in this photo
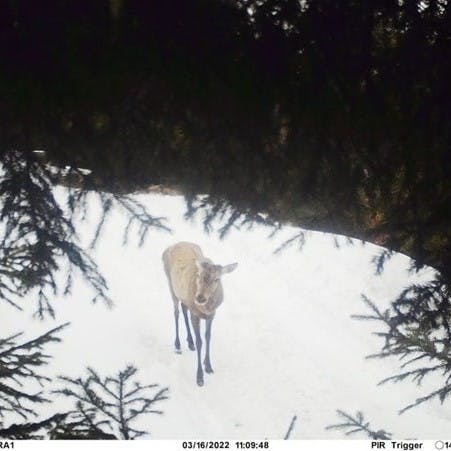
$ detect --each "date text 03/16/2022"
[182,442,269,449]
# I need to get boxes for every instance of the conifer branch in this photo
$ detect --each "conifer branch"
[53,365,169,439]
[0,150,170,317]
[283,415,297,439]
[0,413,69,440]
[354,275,451,413]
[326,410,392,440]
[0,323,69,420]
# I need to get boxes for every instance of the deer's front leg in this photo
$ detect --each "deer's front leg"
[190,313,204,386]
[204,316,214,374]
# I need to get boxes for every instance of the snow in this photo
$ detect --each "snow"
[2,190,450,439]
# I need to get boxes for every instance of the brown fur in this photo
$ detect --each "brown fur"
[162,242,221,318]
[162,241,237,386]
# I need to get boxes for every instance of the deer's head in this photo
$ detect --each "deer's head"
[194,260,237,313]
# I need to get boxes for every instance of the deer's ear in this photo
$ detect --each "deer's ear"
[221,262,238,275]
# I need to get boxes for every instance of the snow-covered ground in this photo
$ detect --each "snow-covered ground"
[2,190,450,439]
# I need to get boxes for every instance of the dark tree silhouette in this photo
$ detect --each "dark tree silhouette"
[53,366,169,439]
[326,410,392,440]
[1,0,450,440]
[0,0,449,276]
[352,289,451,414]
[0,150,169,318]
[328,270,451,438]
[47,404,117,440]
[0,323,68,421]
[0,324,169,439]
[0,151,111,317]
[0,150,171,439]
[0,413,70,440]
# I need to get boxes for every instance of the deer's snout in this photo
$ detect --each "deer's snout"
[196,295,207,304]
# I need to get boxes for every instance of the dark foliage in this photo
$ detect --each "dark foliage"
[0,150,170,438]
[0,323,68,421]
[0,150,169,318]
[1,0,450,440]
[0,323,168,439]
[47,404,117,440]
[0,151,111,317]
[0,413,69,440]
[0,0,449,277]
[53,366,169,439]
[353,286,451,414]
[326,410,392,440]
[329,228,451,436]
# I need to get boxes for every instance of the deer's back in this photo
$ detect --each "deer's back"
[163,242,203,305]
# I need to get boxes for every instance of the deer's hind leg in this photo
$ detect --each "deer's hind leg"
[182,304,195,351]
[173,299,181,354]
[164,262,181,354]
[167,281,181,353]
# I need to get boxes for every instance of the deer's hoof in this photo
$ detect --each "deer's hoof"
[188,343,195,351]
[197,379,204,387]
[205,365,214,374]
[175,349,182,355]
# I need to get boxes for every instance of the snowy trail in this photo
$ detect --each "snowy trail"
[2,191,450,439]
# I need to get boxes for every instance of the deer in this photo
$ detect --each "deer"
[162,242,238,386]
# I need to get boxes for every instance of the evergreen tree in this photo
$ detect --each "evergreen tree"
[1,0,450,440]
[54,366,169,439]
[0,150,169,318]
[0,151,170,439]
[0,323,68,422]
[353,285,451,414]
[0,0,449,277]
[47,404,117,440]
[329,267,451,438]
[0,413,70,440]
[326,410,392,440]
[0,324,169,439]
